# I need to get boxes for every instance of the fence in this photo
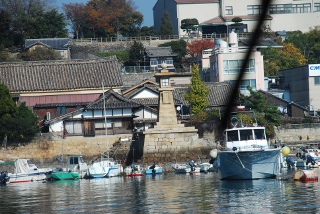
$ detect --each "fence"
[72,33,254,44]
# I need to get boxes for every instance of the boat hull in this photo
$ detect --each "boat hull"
[50,171,79,180]
[9,173,47,183]
[217,149,281,180]
[145,168,163,175]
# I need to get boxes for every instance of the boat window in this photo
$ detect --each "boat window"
[254,129,265,140]
[240,129,253,140]
[69,157,79,165]
[227,130,239,141]
[79,157,85,163]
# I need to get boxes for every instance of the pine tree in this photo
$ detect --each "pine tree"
[160,10,173,36]
[184,64,209,115]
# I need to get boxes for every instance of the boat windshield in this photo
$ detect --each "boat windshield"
[240,129,253,140]
[227,130,239,141]
[253,129,265,140]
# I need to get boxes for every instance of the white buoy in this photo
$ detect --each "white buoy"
[210,149,218,159]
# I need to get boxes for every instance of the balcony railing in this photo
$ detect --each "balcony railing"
[122,66,176,74]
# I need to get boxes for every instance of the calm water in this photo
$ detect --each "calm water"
[1,169,320,214]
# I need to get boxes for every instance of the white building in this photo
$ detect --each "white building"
[153,0,320,36]
[197,31,265,95]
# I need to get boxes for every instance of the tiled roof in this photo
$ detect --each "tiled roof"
[145,47,178,57]
[87,90,141,109]
[123,83,159,98]
[0,56,123,93]
[121,73,157,88]
[25,42,52,49]
[25,38,71,50]
[34,102,89,108]
[175,0,219,3]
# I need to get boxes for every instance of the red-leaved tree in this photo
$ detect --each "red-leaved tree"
[187,39,214,59]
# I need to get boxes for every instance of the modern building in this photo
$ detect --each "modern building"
[279,64,320,113]
[197,31,265,95]
[153,0,320,36]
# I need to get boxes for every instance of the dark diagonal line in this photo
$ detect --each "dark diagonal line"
[221,0,274,130]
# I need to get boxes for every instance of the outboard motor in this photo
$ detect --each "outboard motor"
[285,157,295,169]
[189,160,195,171]
[149,163,156,174]
[0,171,9,184]
[306,155,316,166]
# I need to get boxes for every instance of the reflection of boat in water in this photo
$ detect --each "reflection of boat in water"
[211,111,281,180]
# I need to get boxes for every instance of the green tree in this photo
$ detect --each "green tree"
[261,43,307,76]
[160,10,173,36]
[184,64,209,115]
[0,84,38,144]
[140,26,155,36]
[158,40,186,64]
[230,17,243,32]
[243,86,281,138]
[21,47,62,61]
[97,51,129,63]
[181,18,199,35]
[128,41,144,65]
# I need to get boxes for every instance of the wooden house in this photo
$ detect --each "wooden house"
[145,47,177,72]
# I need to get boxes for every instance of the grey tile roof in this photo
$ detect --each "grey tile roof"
[34,102,88,108]
[87,89,141,109]
[145,47,178,57]
[25,38,71,50]
[0,56,123,93]
[121,73,157,88]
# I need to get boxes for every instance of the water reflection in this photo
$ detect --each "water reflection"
[1,170,320,213]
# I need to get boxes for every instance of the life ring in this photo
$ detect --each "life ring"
[296,152,302,158]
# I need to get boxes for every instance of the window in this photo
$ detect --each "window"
[150,59,157,66]
[269,4,311,14]
[69,157,79,165]
[247,5,263,15]
[113,119,122,128]
[57,106,66,114]
[227,130,239,141]
[229,79,256,92]
[166,58,173,65]
[162,78,169,86]
[46,112,51,120]
[240,129,253,141]
[314,76,320,85]
[254,129,266,140]
[315,3,320,12]
[225,6,233,15]
[223,59,255,74]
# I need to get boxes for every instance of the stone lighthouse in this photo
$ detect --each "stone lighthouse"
[141,63,205,163]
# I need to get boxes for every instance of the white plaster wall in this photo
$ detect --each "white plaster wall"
[50,121,64,132]
[132,89,158,98]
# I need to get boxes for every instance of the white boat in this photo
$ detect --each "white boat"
[198,162,213,173]
[8,159,52,183]
[87,156,123,178]
[211,113,281,180]
[172,163,191,173]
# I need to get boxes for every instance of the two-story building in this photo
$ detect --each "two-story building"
[153,0,320,36]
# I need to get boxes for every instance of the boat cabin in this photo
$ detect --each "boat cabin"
[225,127,268,151]
[66,155,88,172]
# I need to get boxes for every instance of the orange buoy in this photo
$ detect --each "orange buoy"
[294,169,318,182]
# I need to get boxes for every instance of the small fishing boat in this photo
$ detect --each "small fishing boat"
[198,162,213,173]
[172,163,191,174]
[47,155,88,181]
[145,163,163,175]
[8,159,52,183]
[124,164,143,177]
[87,156,123,178]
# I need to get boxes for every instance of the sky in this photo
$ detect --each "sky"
[54,0,157,27]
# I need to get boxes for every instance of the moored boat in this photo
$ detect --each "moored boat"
[87,156,123,178]
[172,164,191,174]
[8,159,52,183]
[48,155,88,181]
[211,112,281,180]
[145,163,163,175]
[124,165,143,177]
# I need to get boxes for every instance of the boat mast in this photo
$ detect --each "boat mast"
[102,82,109,159]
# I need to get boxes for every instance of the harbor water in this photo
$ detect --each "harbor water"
[1,168,320,213]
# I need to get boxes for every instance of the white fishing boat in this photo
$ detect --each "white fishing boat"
[87,155,123,178]
[210,112,281,180]
[145,163,163,175]
[8,159,52,183]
